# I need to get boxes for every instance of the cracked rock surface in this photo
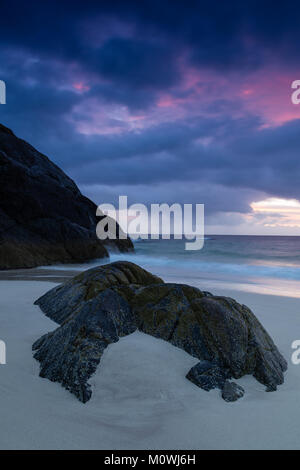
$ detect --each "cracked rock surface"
[33,261,287,403]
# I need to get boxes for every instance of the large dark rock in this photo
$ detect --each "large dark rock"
[0,124,133,269]
[33,262,162,402]
[33,261,287,403]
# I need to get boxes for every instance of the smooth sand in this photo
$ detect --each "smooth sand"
[0,279,299,450]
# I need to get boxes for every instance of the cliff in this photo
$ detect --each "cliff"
[0,124,133,268]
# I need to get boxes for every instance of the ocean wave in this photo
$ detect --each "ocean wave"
[109,252,300,281]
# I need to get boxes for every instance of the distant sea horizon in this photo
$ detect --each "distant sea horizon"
[42,234,300,299]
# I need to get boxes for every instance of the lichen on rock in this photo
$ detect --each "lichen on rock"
[33,261,287,403]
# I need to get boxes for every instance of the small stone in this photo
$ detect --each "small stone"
[222,380,245,402]
[266,384,277,392]
[186,361,230,391]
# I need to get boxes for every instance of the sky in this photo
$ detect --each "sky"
[1,0,300,235]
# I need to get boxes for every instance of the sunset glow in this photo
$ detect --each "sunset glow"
[251,198,300,228]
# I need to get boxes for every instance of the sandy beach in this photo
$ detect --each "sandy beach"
[0,274,299,450]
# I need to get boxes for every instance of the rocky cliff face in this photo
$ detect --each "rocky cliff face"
[33,261,287,403]
[0,124,133,269]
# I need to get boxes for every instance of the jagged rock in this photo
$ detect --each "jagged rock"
[34,261,163,324]
[0,124,133,269]
[33,261,287,403]
[133,283,287,390]
[33,262,163,402]
[186,360,230,391]
[33,288,137,402]
[222,380,245,402]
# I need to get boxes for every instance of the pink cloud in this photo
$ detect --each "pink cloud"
[66,53,300,136]
[67,98,147,135]
[154,61,300,128]
[73,82,90,93]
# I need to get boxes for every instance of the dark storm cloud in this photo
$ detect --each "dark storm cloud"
[81,181,265,217]
[2,70,300,215]
[1,1,299,80]
[94,38,178,89]
[66,116,300,202]
[0,0,299,227]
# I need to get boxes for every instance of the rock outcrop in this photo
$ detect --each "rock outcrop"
[0,124,133,269]
[33,261,287,403]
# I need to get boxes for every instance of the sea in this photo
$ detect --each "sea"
[46,235,300,298]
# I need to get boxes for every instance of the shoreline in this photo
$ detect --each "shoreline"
[0,267,80,283]
[2,260,300,300]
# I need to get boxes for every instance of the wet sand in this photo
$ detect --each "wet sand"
[0,267,81,283]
